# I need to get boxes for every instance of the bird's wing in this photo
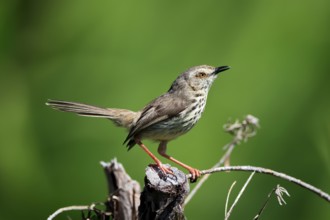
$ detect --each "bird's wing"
[124,93,189,145]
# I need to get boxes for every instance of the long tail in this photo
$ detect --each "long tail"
[46,99,137,129]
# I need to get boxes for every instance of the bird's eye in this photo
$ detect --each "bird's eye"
[195,72,207,78]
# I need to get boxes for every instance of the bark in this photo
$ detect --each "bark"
[102,159,141,220]
[138,165,189,220]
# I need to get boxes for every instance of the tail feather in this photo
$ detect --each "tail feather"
[46,99,137,128]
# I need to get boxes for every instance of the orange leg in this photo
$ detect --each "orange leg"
[135,139,173,175]
[158,141,201,182]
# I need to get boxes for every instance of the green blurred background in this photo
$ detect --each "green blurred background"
[0,0,329,219]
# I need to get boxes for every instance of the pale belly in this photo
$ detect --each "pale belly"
[140,99,206,141]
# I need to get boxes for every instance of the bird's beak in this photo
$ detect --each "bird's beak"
[213,66,230,75]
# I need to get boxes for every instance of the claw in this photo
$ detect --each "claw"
[149,163,174,180]
[187,168,201,183]
[159,164,174,175]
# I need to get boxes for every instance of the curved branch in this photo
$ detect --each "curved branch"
[187,165,330,203]
[47,205,90,220]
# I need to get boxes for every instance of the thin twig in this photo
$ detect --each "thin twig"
[47,205,89,220]
[225,172,255,220]
[253,184,290,220]
[253,187,276,220]
[187,165,330,203]
[225,181,237,218]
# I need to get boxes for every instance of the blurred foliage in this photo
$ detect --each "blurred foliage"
[0,0,329,219]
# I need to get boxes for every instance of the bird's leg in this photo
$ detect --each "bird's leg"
[158,141,201,182]
[135,139,173,175]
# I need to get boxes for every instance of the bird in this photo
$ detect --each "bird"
[46,65,230,181]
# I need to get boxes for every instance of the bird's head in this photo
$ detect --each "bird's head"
[169,65,230,94]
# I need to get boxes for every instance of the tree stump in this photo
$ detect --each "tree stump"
[138,165,190,220]
[102,159,141,220]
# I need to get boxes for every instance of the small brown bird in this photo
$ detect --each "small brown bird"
[46,65,229,181]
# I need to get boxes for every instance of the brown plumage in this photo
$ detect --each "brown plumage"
[46,65,230,181]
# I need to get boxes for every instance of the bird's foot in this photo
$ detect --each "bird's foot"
[187,167,201,183]
[149,163,174,181]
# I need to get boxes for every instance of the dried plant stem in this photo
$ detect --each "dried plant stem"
[225,172,256,220]
[188,165,330,203]
[253,184,290,220]
[225,181,237,217]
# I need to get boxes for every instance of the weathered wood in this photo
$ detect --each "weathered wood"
[138,165,189,220]
[101,159,141,220]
